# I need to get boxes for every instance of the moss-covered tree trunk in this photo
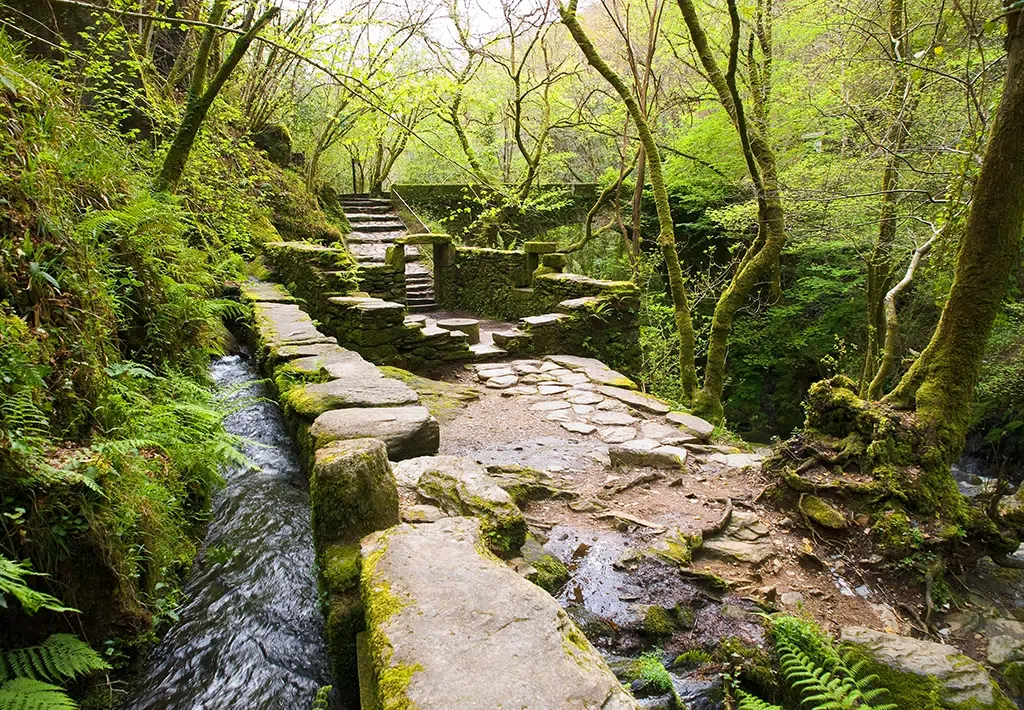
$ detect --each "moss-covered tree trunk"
[676,0,787,423]
[560,0,699,401]
[884,4,1024,463]
[155,5,279,194]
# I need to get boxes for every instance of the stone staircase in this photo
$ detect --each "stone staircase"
[339,194,438,311]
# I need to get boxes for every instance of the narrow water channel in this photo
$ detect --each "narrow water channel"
[123,354,333,710]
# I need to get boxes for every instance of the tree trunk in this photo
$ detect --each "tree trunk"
[676,0,787,422]
[885,4,1024,465]
[155,6,280,193]
[560,0,698,401]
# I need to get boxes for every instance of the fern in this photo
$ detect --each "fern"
[0,390,49,441]
[0,557,75,615]
[0,635,109,684]
[312,685,332,709]
[773,617,897,710]
[737,689,785,710]
[0,677,78,710]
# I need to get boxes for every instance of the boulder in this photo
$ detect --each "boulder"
[841,627,1015,710]
[311,438,399,546]
[415,457,526,557]
[665,412,715,441]
[309,406,439,461]
[283,370,419,419]
[596,386,670,415]
[360,518,639,710]
[983,617,1024,666]
[485,464,576,503]
[609,439,688,470]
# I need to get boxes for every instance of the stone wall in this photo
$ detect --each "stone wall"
[240,280,440,704]
[431,237,641,373]
[263,240,471,368]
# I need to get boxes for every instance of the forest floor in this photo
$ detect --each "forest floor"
[418,355,1024,684]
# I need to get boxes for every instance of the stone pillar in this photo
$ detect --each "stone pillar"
[523,241,558,281]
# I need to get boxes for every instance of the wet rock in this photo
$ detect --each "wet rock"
[609,439,688,470]
[402,504,447,523]
[600,426,637,444]
[596,386,671,415]
[416,457,526,557]
[361,518,639,709]
[521,533,570,593]
[665,412,715,441]
[799,495,848,530]
[841,626,1015,710]
[309,406,439,461]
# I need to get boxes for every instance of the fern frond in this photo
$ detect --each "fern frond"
[0,677,78,710]
[736,690,784,710]
[1,635,109,684]
[0,390,49,440]
[312,685,332,709]
[0,557,75,616]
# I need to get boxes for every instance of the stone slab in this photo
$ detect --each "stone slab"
[591,411,639,426]
[360,518,639,710]
[284,372,419,419]
[241,280,296,303]
[596,386,670,415]
[608,440,688,470]
[665,412,715,441]
[309,406,439,461]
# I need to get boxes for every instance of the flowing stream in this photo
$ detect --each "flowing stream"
[123,354,333,710]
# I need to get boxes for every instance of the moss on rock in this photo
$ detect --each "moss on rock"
[799,495,848,530]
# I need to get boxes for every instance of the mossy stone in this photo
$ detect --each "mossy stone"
[800,495,848,530]
[642,605,676,636]
[311,438,399,547]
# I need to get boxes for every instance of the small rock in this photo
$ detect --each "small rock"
[573,404,595,415]
[538,384,570,395]
[567,391,604,406]
[591,411,639,426]
[545,410,573,422]
[780,591,805,606]
[562,421,597,435]
[486,375,519,389]
[531,401,571,411]
[599,427,636,444]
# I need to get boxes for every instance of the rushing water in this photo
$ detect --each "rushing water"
[124,354,332,710]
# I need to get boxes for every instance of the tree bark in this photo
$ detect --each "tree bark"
[560,0,699,402]
[885,3,1024,464]
[155,5,280,193]
[676,0,787,423]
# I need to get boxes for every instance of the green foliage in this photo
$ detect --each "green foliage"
[757,616,896,710]
[625,651,678,701]
[673,649,713,667]
[0,557,73,616]
[737,689,785,710]
[311,685,332,709]
[0,634,109,710]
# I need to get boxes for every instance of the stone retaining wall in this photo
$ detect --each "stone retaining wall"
[263,241,471,368]
[431,238,642,373]
[241,280,440,704]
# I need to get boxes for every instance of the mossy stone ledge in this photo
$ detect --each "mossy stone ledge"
[359,517,639,710]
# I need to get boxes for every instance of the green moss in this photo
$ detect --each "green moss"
[1003,661,1024,697]
[378,366,479,422]
[843,645,1016,710]
[321,542,361,593]
[361,532,423,710]
[643,605,676,636]
[871,509,924,557]
[625,651,676,697]
[799,495,848,530]
[652,529,703,567]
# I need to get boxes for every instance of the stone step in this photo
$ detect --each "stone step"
[470,342,507,358]
[346,234,394,244]
[347,213,398,222]
[353,222,406,233]
[343,204,391,215]
[408,302,439,313]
